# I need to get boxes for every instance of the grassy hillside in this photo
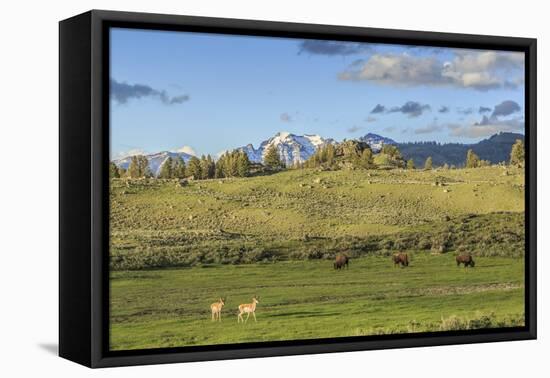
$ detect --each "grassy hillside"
[110,254,524,350]
[110,166,524,270]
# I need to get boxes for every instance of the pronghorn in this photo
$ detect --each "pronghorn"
[210,298,225,322]
[237,296,260,323]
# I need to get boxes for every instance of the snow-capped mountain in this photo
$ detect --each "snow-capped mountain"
[113,151,194,176]
[359,133,397,152]
[239,131,334,166]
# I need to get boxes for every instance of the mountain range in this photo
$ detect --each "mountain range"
[112,131,524,174]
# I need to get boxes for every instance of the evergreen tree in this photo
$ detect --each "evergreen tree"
[263,144,282,170]
[128,156,140,178]
[289,161,300,170]
[207,155,216,178]
[380,144,405,168]
[466,149,480,168]
[128,155,150,178]
[215,156,225,178]
[340,140,362,159]
[356,147,374,169]
[195,155,216,179]
[381,144,402,159]
[224,151,238,177]
[236,151,251,177]
[304,152,317,169]
[199,155,210,179]
[186,156,202,179]
[424,156,433,170]
[214,150,249,178]
[109,162,120,178]
[510,139,525,166]
[325,144,336,166]
[172,156,186,178]
[407,159,415,170]
[305,146,323,169]
[140,156,153,178]
[158,157,174,179]
[311,154,320,168]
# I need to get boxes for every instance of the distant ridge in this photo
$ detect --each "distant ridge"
[397,132,524,167]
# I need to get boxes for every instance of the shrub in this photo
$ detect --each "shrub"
[438,312,523,331]
[110,212,524,270]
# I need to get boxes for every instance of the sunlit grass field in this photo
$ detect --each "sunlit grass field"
[110,254,524,350]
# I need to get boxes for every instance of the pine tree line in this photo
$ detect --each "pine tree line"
[128,155,152,178]
[111,151,253,180]
[110,139,526,179]
[304,141,395,170]
[215,150,251,178]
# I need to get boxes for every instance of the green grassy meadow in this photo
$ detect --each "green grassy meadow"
[109,166,525,350]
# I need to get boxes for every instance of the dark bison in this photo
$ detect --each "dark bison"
[334,254,349,270]
[456,253,475,267]
[393,252,409,267]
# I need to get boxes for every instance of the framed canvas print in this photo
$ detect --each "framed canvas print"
[59,10,537,368]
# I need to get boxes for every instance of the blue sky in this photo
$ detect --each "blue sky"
[110,28,525,159]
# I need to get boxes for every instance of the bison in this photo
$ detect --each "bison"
[456,253,475,267]
[393,252,409,267]
[334,254,349,270]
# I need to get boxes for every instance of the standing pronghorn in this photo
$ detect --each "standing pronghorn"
[210,298,225,322]
[237,296,260,323]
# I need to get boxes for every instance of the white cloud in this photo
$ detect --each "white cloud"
[216,149,229,159]
[338,50,524,91]
[174,145,197,156]
[113,148,148,160]
[448,116,524,138]
[339,53,445,86]
[447,50,524,73]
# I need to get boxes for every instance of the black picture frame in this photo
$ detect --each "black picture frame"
[59,9,537,368]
